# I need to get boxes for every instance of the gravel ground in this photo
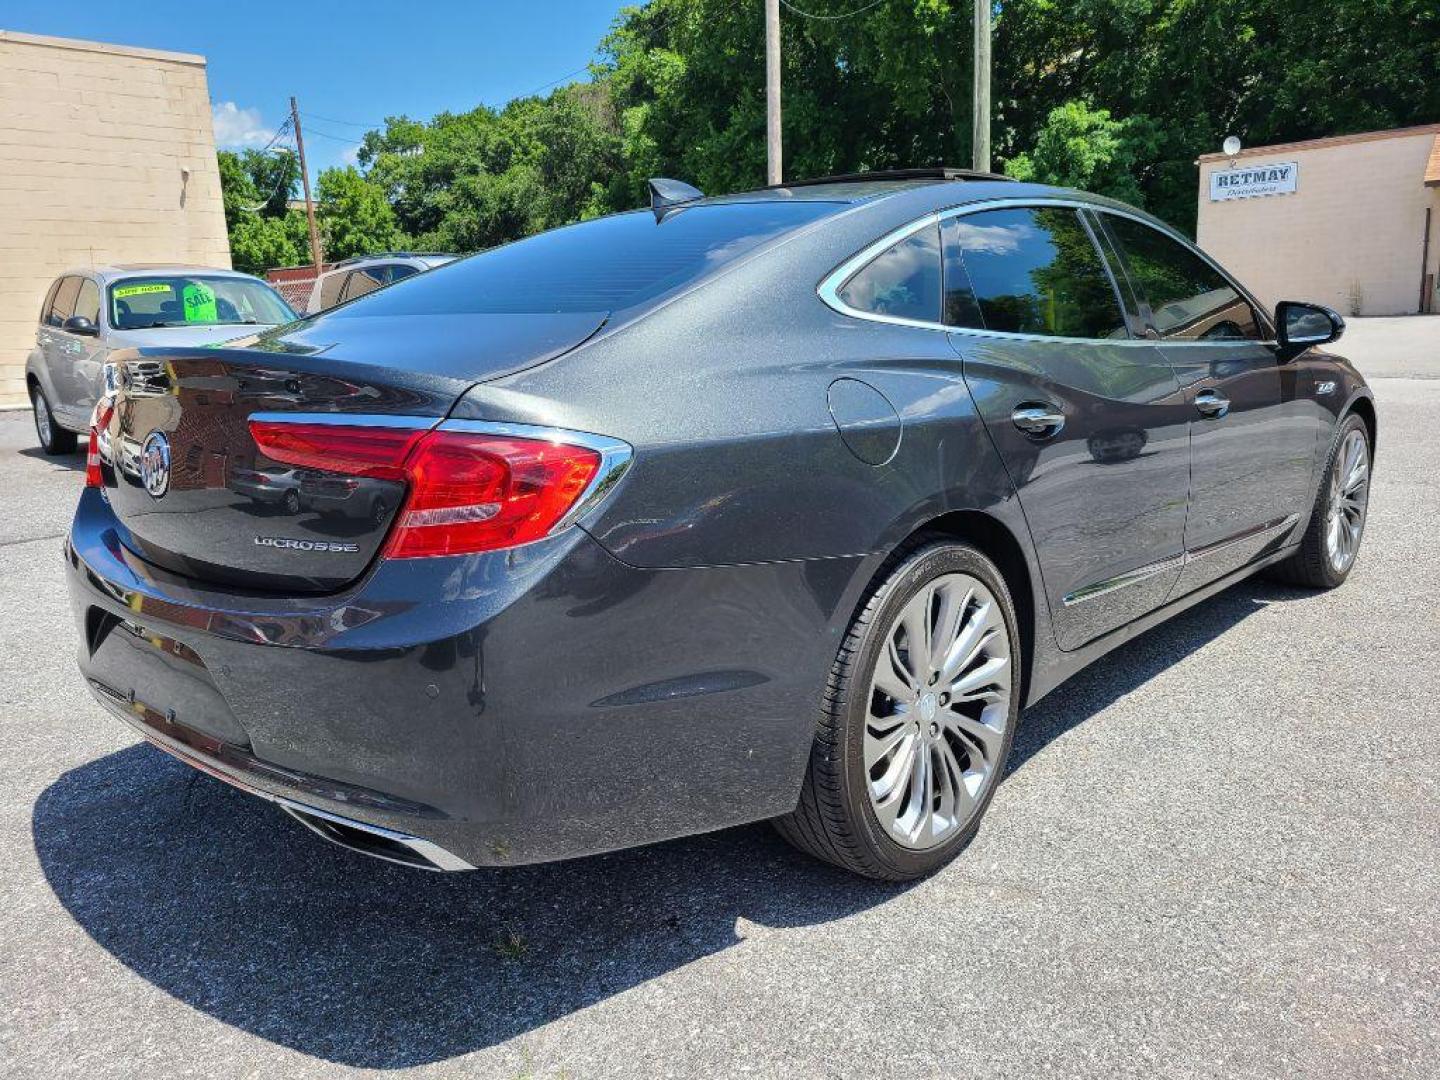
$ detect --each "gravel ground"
[1,320,1436,1079]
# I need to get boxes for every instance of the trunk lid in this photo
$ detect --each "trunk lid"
[97,311,605,593]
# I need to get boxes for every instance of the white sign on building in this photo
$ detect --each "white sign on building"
[1209,161,1299,201]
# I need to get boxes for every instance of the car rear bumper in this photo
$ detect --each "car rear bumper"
[65,488,851,869]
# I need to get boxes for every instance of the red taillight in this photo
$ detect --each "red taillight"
[247,419,611,558]
[389,432,601,558]
[86,400,115,488]
[248,420,425,480]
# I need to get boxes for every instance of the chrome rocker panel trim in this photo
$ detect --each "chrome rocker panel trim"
[1062,514,1300,607]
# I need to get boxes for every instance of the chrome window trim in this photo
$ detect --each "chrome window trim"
[247,414,634,536]
[818,196,1279,347]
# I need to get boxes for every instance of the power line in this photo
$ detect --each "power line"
[302,125,367,145]
[301,111,384,128]
[778,0,888,19]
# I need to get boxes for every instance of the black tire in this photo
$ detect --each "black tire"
[30,385,78,455]
[282,490,301,515]
[1269,413,1371,589]
[774,538,1021,880]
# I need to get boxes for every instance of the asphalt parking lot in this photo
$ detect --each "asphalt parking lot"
[1,318,1436,1079]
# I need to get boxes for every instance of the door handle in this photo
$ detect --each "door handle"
[1194,389,1230,419]
[1011,403,1066,438]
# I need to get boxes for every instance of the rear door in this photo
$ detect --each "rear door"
[40,275,90,427]
[1096,212,1315,595]
[944,204,1192,650]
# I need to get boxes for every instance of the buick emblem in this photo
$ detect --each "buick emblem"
[140,431,171,498]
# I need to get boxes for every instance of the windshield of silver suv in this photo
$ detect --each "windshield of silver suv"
[108,275,295,329]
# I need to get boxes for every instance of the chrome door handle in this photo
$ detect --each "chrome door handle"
[1011,403,1065,438]
[1194,389,1230,419]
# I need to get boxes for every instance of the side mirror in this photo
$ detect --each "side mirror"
[63,315,99,337]
[1275,300,1343,358]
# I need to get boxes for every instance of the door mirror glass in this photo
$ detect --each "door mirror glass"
[1277,301,1344,351]
[62,315,99,337]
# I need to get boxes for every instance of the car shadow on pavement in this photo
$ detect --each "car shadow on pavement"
[32,747,909,1068]
[32,576,1314,1069]
[1009,578,1313,772]
[16,446,85,472]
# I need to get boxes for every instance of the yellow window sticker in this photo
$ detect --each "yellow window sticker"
[113,283,173,299]
[182,282,217,322]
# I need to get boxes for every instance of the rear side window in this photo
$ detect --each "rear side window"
[38,280,60,325]
[1102,214,1260,340]
[47,277,82,327]
[837,223,942,323]
[942,207,1127,340]
[332,202,836,317]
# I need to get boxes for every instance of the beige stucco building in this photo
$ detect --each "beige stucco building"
[0,31,230,409]
[1196,124,1440,318]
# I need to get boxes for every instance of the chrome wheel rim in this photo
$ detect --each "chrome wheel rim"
[864,572,1012,850]
[1325,429,1369,573]
[33,394,51,446]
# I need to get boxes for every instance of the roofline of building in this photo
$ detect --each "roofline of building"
[1197,122,1440,163]
[0,29,206,67]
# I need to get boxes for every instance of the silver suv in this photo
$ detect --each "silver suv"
[26,265,296,453]
[303,253,457,315]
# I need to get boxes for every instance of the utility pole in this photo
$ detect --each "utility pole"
[972,0,992,172]
[290,96,323,272]
[765,0,782,185]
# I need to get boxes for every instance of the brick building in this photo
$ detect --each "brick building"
[0,31,231,409]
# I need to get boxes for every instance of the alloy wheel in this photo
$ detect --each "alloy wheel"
[33,393,52,447]
[863,572,1012,850]
[1325,428,1369,573]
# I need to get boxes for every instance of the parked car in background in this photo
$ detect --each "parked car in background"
[302,253,458,315]
[68,170,1374,880]
[26,265,296,454]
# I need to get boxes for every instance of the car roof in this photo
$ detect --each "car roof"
[59,265,265,285]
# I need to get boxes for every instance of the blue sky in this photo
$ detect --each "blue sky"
[4,2,627,175]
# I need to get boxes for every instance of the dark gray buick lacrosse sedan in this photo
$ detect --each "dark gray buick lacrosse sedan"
[67,168,1375,880]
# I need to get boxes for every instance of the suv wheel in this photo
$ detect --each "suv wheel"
[31,386,77,455]
[775,539,1020,880]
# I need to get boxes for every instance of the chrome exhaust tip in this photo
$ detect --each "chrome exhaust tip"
[278,800,474,872]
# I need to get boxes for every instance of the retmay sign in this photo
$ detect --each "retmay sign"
[1209,161,1299,201]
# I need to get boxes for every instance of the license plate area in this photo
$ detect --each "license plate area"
[86,611,251,748]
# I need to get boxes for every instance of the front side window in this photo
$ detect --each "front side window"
[108,276,295,330]
[942,207,1127,340]
[319,271,348,309]
[74,279,101,325]
[1101,215,1259,341]
[837,223,943,323]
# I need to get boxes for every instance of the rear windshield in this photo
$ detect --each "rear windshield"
[109,276,295,330]
[330,202,837,317]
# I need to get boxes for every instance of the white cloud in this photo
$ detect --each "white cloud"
[211,101,274,148]
[340,144,361,166]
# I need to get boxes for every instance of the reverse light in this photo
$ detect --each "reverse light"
[248,417,628,559]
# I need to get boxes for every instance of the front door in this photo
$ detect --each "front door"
[1096,213,1315,595]
[943,205,1193,651]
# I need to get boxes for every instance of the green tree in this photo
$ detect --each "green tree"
[316,166,405,259]
[217,148,309,273]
